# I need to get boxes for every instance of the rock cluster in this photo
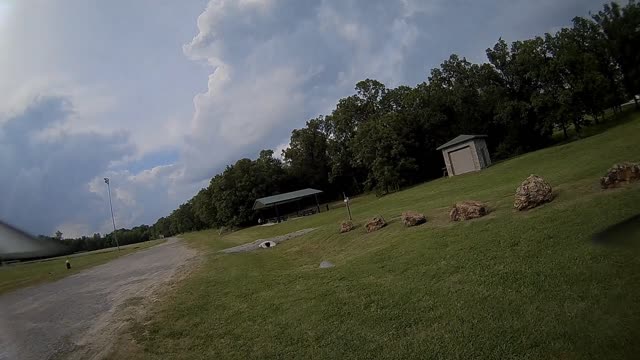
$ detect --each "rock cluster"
[365,216,387,232]
[401,211,426,227]
[339,220,354,233]
[514,175,553,210]
[450,201,488,221]
[600,162,640,189]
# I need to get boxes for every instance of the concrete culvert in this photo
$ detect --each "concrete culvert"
[259,241,276,249]
[319,260,335,268]
[221,228,315,254]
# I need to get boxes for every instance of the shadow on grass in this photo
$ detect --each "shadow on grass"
[593,213,640,247]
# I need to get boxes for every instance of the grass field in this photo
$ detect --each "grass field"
[132,112,640,359]
[0,239,164,295]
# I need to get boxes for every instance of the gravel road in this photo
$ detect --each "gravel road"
[0,238,196,360]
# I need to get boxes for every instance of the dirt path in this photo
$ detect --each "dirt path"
[0,238,196,360]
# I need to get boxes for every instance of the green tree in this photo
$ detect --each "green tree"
[192,187,218,228]
[324,80,388,193]
[593,1,640,108]
[282,117,330,191]
[353,111,418,195]
[486,38,554,156]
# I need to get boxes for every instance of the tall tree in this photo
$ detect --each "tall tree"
[282,118,330,191]
[593,1,640,108]
[324,80,389,193]
[192,187,218,228]
[486,38,554,156]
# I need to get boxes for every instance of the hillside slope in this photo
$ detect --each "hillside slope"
[132,113,640,359]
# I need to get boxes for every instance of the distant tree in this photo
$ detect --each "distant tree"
[486,38,554,156]
[353,111,418,195]
[54,230,63,241]
[192,187,218,228]
[152,216,172,237]
[324,80,388,193]
[324,98,365,194]
[282,117,331,191]
[191,151,291,228]
[593,1,640,108]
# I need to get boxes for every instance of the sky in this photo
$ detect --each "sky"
[0,0,606,238]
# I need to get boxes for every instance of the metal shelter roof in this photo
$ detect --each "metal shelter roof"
[252,188,323,210]
[436,134,487,151]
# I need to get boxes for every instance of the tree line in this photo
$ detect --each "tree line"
[47,1,640,247]
[149,1,639,237]
[38,226,153,255]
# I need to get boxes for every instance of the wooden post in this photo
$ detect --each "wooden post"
[275,203,280,223]
[343,192,352,221]
[314,194,320,213]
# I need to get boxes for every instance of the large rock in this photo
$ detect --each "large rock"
[339,220,354,233]
[600,162,640,189]
[514,175,553,211]
[401,211,426,227]
[365,216,387,232]
[450,201,488,221]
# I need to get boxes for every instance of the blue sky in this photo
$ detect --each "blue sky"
[0,0,605,237]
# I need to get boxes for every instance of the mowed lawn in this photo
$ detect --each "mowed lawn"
[0,239,164,295]
[132,113,640,359]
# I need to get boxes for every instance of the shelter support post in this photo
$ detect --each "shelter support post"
[314,194,320,213]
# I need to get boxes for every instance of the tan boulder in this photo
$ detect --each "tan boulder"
[450,201,488,221]
[600,162,640,189]
[365,216,387,232]
[514,175,553,211]
[339,220,354,233]
[401,211,426,227]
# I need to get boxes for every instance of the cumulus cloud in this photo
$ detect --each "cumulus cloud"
[84,164,205,236]
[178,0,436,182]
[0,94,133,236]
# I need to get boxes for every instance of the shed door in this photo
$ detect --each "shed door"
[448,146,475,175]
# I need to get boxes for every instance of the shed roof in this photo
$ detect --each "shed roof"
[436,134,487,151]
[253,188,323,210]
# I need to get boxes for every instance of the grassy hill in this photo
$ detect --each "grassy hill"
[130,112,640,359]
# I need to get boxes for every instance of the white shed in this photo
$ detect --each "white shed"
[437,134,491,177]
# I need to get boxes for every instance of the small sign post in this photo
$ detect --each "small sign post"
[343,192,352,221]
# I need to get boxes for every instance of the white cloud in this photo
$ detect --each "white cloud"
[58,223,91,239]
[0,94,134,235]
[273,141,290,160]
[177,0,428,181]
[400,0,442,17]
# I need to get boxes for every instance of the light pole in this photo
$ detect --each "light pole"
[343,192,352,221]
[104,177,120,250]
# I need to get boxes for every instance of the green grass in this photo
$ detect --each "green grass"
[0,240,164,295]
[132,113,640,359]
